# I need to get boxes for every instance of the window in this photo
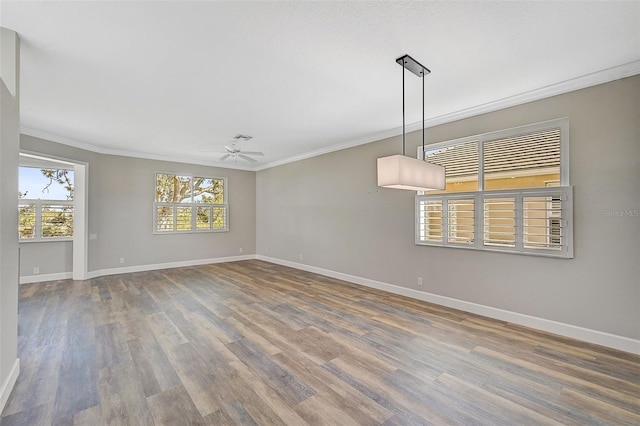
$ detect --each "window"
[154,174,228,233]
[19,167,74,241]
[416,119,573,258]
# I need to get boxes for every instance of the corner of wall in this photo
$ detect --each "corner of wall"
[0,358,19,414]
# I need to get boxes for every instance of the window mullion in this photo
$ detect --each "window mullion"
[474,193,482,249]
[191,203,197,231]
[560,120,570,186]
[515,193,523,251]
[35,200,42,240]
[442,198,449,245]
[172,205,177,232]
[478,138,484,191]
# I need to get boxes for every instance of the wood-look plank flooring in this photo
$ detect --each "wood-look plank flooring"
[2,260,639,425]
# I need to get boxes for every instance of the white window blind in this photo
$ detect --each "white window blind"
[417,188,573,258]
[418,199,443,243]
[416,118,572,258]
[447,198,475,245]
[19,200,74,241]
[483,197,516,248]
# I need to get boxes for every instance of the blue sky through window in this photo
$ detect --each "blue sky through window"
[19,167,74,200]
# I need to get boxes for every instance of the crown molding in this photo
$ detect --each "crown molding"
[19,127,256,172]
[257,60,640,171]
[22,61,640,173]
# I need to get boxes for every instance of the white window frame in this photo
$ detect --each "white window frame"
[153,174,229,234]
[416,118,573,258]
[19,199,74,242]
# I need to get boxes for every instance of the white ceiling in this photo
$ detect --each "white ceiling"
[2,1,639,171]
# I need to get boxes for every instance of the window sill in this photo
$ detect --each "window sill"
[153,229,229,235]
[416,241,572,259]
[19,238,73,244]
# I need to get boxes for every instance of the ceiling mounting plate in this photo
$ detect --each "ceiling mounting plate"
[396,54,431,78]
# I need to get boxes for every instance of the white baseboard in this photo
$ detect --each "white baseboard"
[256,255,640,355]
[19,255,256,283]
[0,358,20,414]
[86,254,256,279]
[20,271,73,284]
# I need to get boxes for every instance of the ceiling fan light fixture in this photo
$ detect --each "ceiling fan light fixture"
[211,134,264,163]
[234,134,253,141]
[377,54,445,192]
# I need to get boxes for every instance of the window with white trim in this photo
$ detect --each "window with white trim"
[416,118,573,258]
[154,174,228,233]
[19,167,74,241]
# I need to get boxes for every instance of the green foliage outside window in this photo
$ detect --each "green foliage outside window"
[19,168,74,240]
[156,174,224,204]
[19,205,36,239]
[155,174,226,232]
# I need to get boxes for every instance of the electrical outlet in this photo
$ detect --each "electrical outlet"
[33,267,40,275]
[417,277,423,286]
[265,248,269,255]
[299,254,303,261]
[119,257,125,264]
[89,233,97,240]
[239,247,243,254]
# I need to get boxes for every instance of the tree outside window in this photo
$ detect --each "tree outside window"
[155,174,227,233]
[19,167,74,240]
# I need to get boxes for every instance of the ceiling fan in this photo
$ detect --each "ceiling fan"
[204,135,264,163]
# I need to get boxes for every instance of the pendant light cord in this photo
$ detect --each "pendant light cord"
[422,71,425,161]
[402,64,405,156]
[400,56,427,160]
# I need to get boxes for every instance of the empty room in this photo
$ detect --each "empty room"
[1,1,639,425]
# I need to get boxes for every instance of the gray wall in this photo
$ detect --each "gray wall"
[257,75,640,340]
[19,241,72,277]
[0,27,20,410]
[19,136,256,275]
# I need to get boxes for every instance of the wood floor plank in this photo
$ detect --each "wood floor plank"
[225,316,282,356]
[436,372,565,425]
[0,403,53,426]
[226,337,316,407]
[52,308,99,422]
[72,404,102,426]
[97,361,155,425]
[146,385,207,426]
[272,350,394,424]
[95,323,130,369]
[220,401,259,426]
[147,311,189,350]
[127,335,182,397]
[228,360,309,426]
[161,342,225,417]
[294,394,362,426]
[3,260,639,426]
[1,345,57,416]
[558,387,640,425]
[322,360,452,425]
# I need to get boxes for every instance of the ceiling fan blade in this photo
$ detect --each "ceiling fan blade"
[219,154,231,161]
[223,145,236,153]
[238,154,257,163]
[241,151,264,156]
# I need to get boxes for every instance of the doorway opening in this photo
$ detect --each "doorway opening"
[18,152,87,282]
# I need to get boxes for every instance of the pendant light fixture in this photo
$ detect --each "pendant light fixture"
[377,54,445,191]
